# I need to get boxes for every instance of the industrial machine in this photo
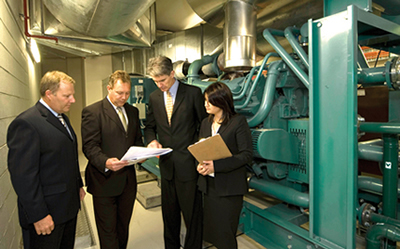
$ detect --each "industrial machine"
[129,1,400,248]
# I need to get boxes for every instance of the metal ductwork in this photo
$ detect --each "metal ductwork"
[42,0,154,37]
[224,0,256,72]
[187,0,322,71]
[28,0,157,57]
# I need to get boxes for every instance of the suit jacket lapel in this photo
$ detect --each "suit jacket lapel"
[63,114,77,141]
[103,98,126,133]
[36,102,73,140]
[173,82,185,117]
[124,103,135,134]
[155,90,169,126]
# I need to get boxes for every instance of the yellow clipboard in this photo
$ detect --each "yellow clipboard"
[187,134,232,163]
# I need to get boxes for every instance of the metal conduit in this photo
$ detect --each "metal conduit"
[358,67,386,86]
[358,139,400,162]
[358,143,384,162]
[232,68,256,97]
[284,27,309,69]
[246,61,280,127]
[369,213,400,228]
[235,52,279,105]
[358,176,400,197]
[359,122,400,134]
[187,55,216,85]
[249,176,309,208]
[263,28,309,88]
[366,223,400,249]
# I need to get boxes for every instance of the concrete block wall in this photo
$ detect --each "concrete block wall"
[0,0,41,248]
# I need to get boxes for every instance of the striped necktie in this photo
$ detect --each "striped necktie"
[58,114,72,138]
[165,90,173,125]
[117,107,127,131]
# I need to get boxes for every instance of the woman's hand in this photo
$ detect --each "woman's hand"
[197,160,215,176]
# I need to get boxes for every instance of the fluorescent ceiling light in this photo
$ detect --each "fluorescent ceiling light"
[30,39,41,63]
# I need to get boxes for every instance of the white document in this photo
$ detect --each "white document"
[120,146,173,164]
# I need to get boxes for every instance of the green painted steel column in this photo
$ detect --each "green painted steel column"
[309,6,358,248]
[382,134,398,248]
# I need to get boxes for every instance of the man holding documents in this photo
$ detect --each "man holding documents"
[196,82,253,249]
[81,70,144,249]
[144,56,207,249]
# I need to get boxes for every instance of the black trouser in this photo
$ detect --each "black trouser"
[161,176,203,249]
[23,216,77,249]
[92,185,136,249]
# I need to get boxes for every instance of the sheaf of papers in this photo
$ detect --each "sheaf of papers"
[121,146,173,164]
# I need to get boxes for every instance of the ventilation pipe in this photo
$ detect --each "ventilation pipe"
[223,0,256,72]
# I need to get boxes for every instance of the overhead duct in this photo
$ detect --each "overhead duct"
[187,0,321,71]
[27,0,156,57]
[224,0,256,72]
[42,0,154,37]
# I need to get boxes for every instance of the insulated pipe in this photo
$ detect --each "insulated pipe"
[232,70,253,96]
[358,176,400,197]
[249,176,309,208]
[366,223,400,249]
[358,143,384,162]
[246,61,280,127]
[359,122,400,134]
[358,67,386,86]
[358,139,400,162]
[263,28,309,88]
[187,55,216,85]
[234,52,279,104]
[369,212,400,228]
[284,27,309,69]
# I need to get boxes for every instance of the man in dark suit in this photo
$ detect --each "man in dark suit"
[7,71,85,249]
[81,70,144,249]
[144,56,207,249]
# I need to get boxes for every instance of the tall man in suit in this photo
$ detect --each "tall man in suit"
[144,56,207,249]
[7,71,85,249]
[81,70,144,249]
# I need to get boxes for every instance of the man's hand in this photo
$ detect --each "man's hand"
[106,158,129,171]
[79,187,86,201]
[34,215,54,235]
[147,140,162,149]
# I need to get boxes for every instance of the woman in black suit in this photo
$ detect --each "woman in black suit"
[197,82,253,249]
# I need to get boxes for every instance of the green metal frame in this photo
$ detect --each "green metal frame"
[309,5,400,248]
[309,7,358,248]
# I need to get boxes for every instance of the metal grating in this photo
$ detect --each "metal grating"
[288,128,307,174]
[74,201,96,248]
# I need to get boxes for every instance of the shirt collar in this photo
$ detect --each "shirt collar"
[40,98,59,117]
[107,95,122,111]
[167,79,179,97]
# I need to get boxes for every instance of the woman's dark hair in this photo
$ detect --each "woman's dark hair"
[204,82,236,125]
